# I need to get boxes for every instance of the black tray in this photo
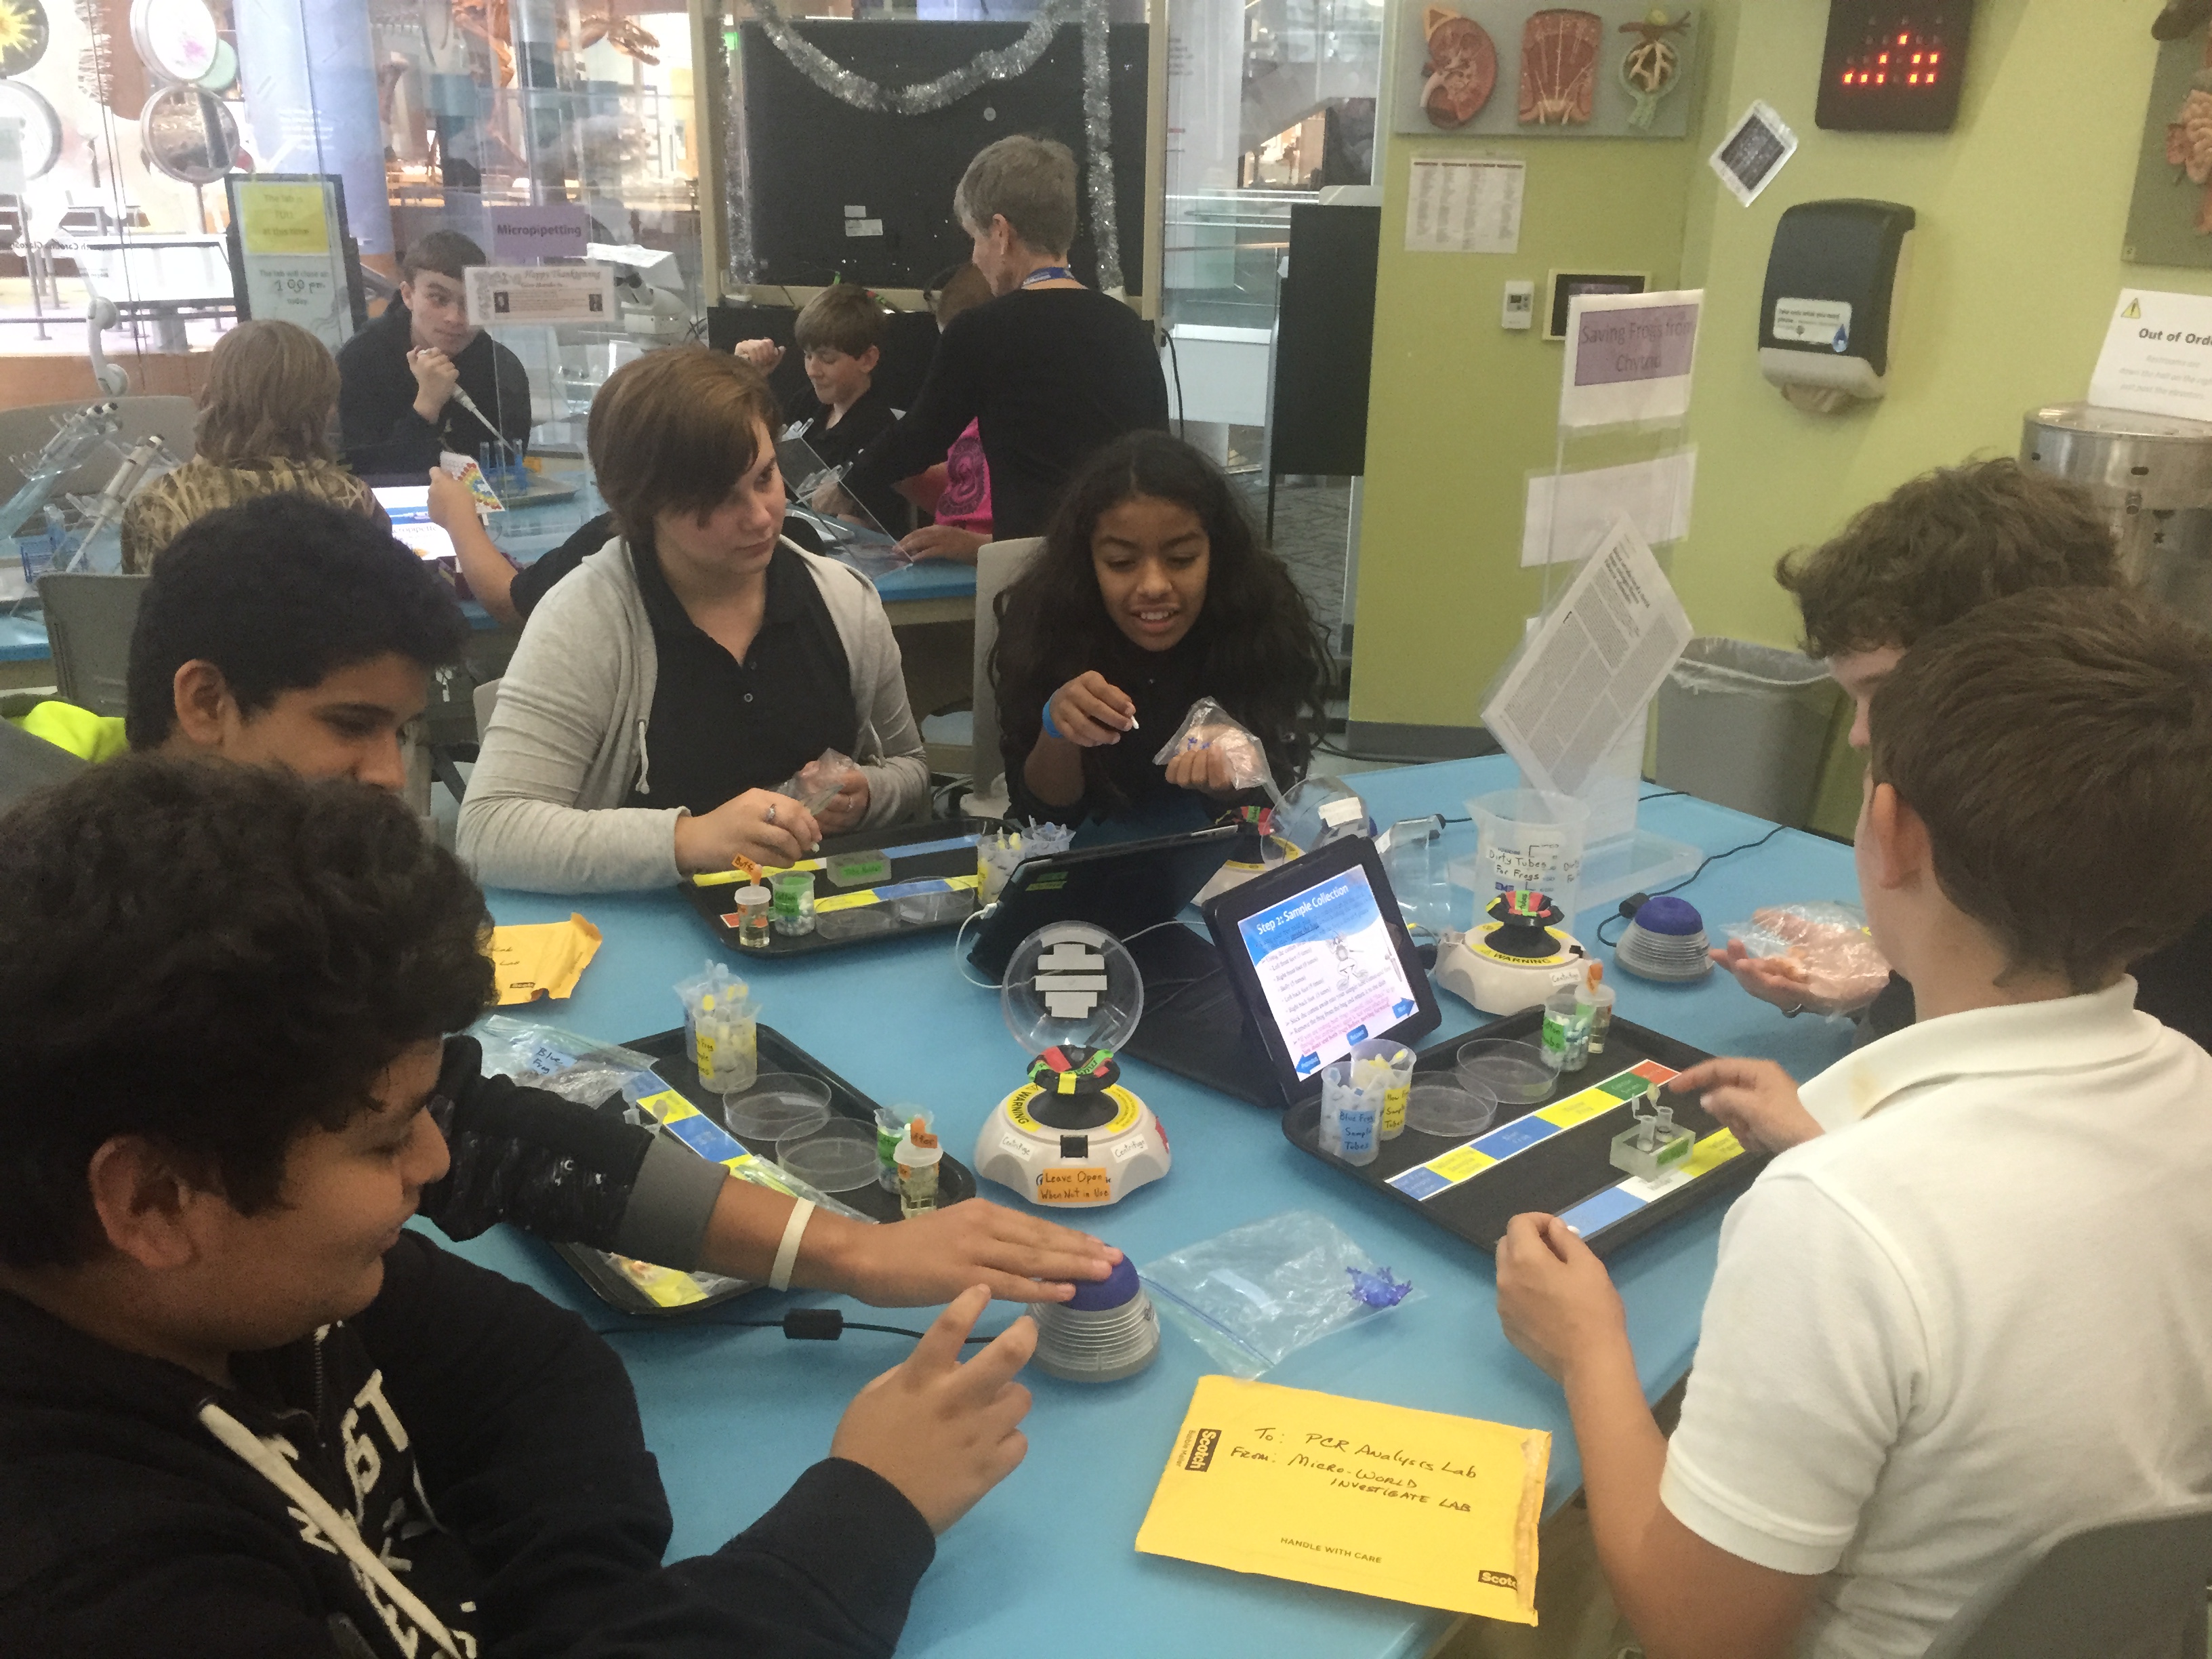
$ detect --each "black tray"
[552,1022,977,1317]
[682,817,997,958]
[1281,1010,1763,1261]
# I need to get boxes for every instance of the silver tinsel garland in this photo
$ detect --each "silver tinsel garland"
[729,0,1121,291]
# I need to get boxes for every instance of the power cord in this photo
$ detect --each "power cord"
[1594,821,1794,945]
[954,904,998,989]
[955,907,1191,993]
[1163,325,1186,438]
[604,1307,996,1343]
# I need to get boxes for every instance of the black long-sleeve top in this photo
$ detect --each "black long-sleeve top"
[337,302,533,478]
[0,1229,935,1659]
[420,1034,730,1269]
[842,287,1168,539]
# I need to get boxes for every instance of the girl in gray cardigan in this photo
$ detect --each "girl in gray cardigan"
[458,347,928,894]
[459,537,927,892]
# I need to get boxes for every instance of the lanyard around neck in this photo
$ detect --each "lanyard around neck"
[1021,266,1075,287]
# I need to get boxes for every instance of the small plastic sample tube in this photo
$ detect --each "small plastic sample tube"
[732,883,773,949]
[894,1119,943,1216]
[1608,1090,1695,1181]
[1582,962,1616,1055]
[876,1105,922,1190]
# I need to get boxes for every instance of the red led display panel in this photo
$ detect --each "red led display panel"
[1816,0,1971,131]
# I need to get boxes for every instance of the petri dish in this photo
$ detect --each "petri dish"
[776,1118,882,1192]
[1454,1037,1561,1106]
[721,1073,832,1143]
[895,886,974,926]
[1404,1079,1499,1139]
[817,905,895,942]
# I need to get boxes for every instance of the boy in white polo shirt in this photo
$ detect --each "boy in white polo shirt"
[1494,588,2212,1659]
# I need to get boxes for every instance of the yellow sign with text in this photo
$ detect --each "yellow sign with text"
[238,182,331,255]
[1036,1166,1113,1204]
[1136,1376,1547,1622]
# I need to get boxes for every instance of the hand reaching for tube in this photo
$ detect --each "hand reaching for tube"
[1668,1059,1823,1155]
[1044,671,1137,747]
[672,788,820,874]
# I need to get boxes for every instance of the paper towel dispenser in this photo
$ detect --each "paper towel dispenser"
[1758,199,1916,413]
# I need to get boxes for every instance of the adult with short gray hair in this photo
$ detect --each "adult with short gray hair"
[842,135,1168,541]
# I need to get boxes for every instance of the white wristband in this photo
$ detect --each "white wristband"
[769,1198,815,1292]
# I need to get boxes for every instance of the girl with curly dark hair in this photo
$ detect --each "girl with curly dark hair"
[991,431,1334,827]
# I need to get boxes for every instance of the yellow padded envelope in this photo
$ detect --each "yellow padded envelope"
[487,914,602,1005]
[1136,1376,1548,1623]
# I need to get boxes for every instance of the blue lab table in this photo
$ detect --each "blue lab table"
[459,755,1857,1659]
[0,612,47,665]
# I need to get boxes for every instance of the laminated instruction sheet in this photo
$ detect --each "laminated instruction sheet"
[1136,1375,1548,1622]
[1481,514,1692,795]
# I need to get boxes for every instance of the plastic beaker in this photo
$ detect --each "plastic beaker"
[730,884,773,949]
[1349,1037,1415,1141]
[1317,1061,1380,1166]
[1382,817,1449,933]
[1469,790,1590,927]
[770,872,817,937]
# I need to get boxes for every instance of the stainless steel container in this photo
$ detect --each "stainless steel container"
[2021,403,2212,628]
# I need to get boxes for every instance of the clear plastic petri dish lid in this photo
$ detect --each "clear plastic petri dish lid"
[817,905,895,942]
[1404,1079,1499,1139]
[776,1118,882,1192]
[1454,1037,1561,1106]
[722,1073,832,1143]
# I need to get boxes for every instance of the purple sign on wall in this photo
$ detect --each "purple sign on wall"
[489,205,591,262]
[1573,302,1700,386]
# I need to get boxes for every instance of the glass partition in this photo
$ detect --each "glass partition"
[0,0,705,393]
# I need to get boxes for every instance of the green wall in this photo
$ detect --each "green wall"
[1350,0,2210,825]
[1345,3,1708,739]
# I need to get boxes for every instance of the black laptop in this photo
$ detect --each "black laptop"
[963,825,1240,984]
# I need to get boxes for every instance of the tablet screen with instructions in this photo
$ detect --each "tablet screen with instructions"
[1235,862,1423,1080]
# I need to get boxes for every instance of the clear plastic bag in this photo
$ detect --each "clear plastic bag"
[1139,1210,1420,1378]
[1276,774,1370,857]
[1719,901,1893,1016]
[1151,698,1280,800]
[472,1014,663,1118]
[775,747,860,815]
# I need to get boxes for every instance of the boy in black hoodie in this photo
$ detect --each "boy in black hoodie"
[0,757,1036,1659]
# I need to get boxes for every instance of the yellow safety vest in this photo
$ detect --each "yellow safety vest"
[7,699,129,762]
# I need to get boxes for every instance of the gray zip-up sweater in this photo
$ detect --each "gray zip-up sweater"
[459,536,929,893]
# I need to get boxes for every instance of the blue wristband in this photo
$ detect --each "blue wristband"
[1042,699,1066,743]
